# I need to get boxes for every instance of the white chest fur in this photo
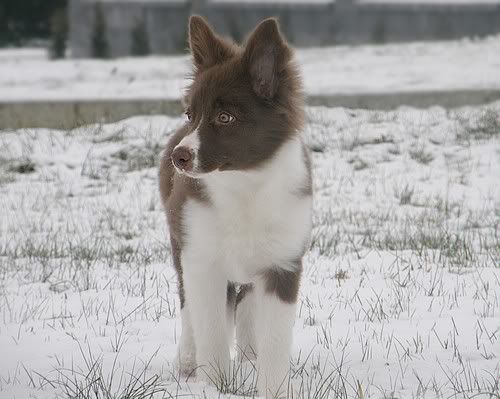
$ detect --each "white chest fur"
[181,137,312,283]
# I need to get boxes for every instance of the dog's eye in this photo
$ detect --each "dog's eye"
[185,110,193,123]
[216,112,235,124]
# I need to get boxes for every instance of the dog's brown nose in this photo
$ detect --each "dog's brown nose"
[172,146,194,171]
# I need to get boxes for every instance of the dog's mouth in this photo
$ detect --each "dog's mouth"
[174,161,233,178]
[173,163,202,179]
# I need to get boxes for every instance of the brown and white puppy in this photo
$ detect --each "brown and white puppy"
[159,16,312,398]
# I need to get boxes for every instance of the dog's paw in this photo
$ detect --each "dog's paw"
[173,349,197,377]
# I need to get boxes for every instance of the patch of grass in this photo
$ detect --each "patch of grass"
[113,143,162,172]
[202,358,258,397]
[341,130,395,152]
[29,344,167,399]
[7,159,36,174]
[456,108,500,141]
[372,226,478,267]
[81,150,107,180]
[0,232,169,289]
[439,361,500,399]
[340,129,362,152]
[0,173,16,185]
[334,269,349,283]
[348,155,369,171]
[310,226,340,257]
[409,143,434,165]
[388,145,401,156]
[394,183,415,205]
[307,140,327,153]
[115,149,128,161]
[303,123,330,154]
[92,127,125,143]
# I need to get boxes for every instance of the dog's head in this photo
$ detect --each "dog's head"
[171,16,303,177]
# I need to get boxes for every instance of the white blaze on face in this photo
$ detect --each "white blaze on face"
[174,124,201,172]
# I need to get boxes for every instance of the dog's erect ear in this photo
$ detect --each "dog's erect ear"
[243,18,292,99]
[189,15,235,72]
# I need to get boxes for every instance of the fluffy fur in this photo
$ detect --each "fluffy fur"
[159,16,312,398]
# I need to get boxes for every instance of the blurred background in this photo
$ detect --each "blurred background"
[3,0,500,56]
[1,0,500,128]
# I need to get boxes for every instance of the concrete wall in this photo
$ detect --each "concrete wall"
[69,0,500,58]
[202,2,336,46]
[70,0,191,57]
[3,89,500,129]
[353,2,500,43]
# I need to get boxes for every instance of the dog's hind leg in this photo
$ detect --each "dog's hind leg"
[171,241,197,376]
[235,284,257,361]
[226,282,237,348]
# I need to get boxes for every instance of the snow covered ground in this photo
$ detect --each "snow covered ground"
[1,34,500,102]
[0,101,499,398]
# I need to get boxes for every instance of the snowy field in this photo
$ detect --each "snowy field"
[1,34,500,102]
[0,101,499,398]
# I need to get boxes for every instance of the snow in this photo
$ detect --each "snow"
[1,34,500,102]
[0,101,499,398]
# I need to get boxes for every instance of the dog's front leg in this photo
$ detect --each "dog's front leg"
[255,265,301,398]
[183,264,231,385]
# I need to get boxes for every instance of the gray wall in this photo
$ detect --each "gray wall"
[69,0,191,57]
[353,2,500,43]
[69,0,500,58]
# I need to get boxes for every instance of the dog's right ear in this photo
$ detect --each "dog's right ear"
[242,18,292,99]
[189,16,235,72]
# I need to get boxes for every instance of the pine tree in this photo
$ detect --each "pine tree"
[130,18,151,56]
[91,2,109,58]
[49,8,68,59]
[372,18,387,44]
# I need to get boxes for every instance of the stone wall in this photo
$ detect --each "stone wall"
[4,88,500,129]
[69,0,500,58]
[353,2,500,43]
[69,0,191,58]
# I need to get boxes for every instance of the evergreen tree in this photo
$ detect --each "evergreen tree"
[372,18,387,44]
[91,2,109,58]
[130,18,151,56]
[49,8,68,59]
[0,0,67,46]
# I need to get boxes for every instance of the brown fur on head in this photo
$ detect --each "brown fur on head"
[176,15,304,175]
